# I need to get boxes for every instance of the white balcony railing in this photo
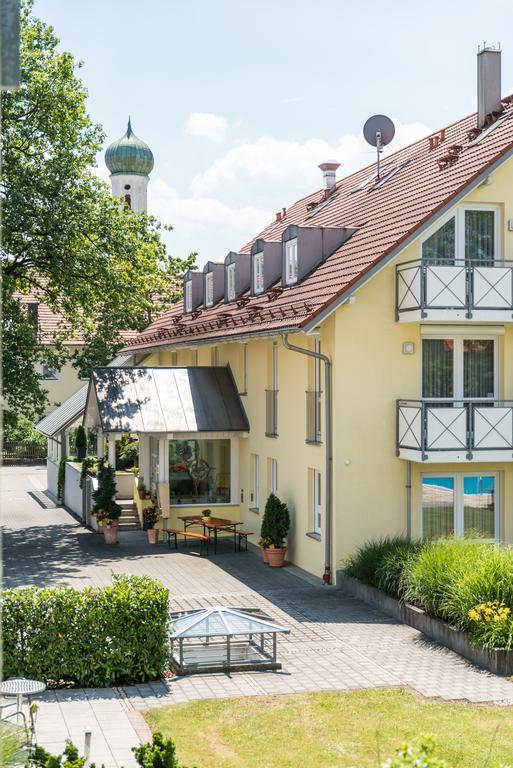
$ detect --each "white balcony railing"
[396,258,513,322]
[396,399,513,462]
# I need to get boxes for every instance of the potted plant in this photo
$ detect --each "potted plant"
[75,425,87,460]
[202,509,213,523]
[143,505,160,543]
[92,463,121,544]
[258,536,272,564]
[138,481,147,500]
[260,493,290,567]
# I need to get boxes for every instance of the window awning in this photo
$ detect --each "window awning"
[36,354,133,438]
[83,366,250,435]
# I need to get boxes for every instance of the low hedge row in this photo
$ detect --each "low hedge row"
[2,575,170,687]
[345,537,513,651]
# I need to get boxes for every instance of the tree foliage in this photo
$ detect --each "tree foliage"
[1,0,195,427]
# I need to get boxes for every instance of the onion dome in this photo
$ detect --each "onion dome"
[105,118,154,176]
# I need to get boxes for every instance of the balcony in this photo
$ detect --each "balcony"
[396,258,513,322]
[265,389,278,437]
[397,399,513,462]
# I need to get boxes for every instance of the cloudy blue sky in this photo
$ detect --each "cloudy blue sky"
[36,0,513,266]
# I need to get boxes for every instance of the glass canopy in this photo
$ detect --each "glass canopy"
[170,606,289,639]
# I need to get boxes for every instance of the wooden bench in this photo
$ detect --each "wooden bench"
[237,531,253,551]
[164,529,209,556]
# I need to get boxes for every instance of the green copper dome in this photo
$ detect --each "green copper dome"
[105,118,154,176]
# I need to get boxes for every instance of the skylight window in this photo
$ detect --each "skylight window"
[350,163,392,193]
[253,252,264,294]
[226,263,236,302]
[285,239,298,285]
[205,272,214,307]
[373,161,410,190]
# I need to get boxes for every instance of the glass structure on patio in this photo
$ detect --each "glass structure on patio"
[170,607,289,675]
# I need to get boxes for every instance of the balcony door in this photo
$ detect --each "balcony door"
[422,473,498,541]
[422,337,496,402]
[421,206,498,267]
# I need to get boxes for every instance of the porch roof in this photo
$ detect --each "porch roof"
[83,366,250,435]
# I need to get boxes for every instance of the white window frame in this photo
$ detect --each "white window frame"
[185,281,192,313]
[420,204,500,263]
[226,263,236,302]
[42,363,58,380]
[312,469,322,535]
[250,453,260,511]
[270,458,278,494]
[421,332,499,402]
[205,272,214,307]
[285,238,298,285]
[421,471,499,542]
[253,251,264,294]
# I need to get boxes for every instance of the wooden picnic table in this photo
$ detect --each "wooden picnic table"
[177,515,244,554]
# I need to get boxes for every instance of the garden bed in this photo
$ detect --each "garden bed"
[340,537,513,676]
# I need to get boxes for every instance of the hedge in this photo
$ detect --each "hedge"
[2,575,170,687]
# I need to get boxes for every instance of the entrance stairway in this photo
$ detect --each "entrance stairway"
[117,498,141,531]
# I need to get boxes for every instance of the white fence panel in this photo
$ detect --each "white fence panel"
[473,267,512,309]
[425,265,466,308]
[426,406,467,450]
[474,407,513,449]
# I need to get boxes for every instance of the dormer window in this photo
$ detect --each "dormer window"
[185,281,192,313]
[285,239,298,285]
[226,263,236,302]
[253,252,265,294]
[205,272,214,307]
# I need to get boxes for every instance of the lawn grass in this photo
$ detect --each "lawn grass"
[145,687,513,768]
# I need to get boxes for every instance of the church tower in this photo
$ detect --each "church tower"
[105,118,154,213]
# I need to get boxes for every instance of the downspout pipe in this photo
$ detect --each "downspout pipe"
[281,333,333,584]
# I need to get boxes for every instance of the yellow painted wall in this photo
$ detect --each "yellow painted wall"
[136,155,513,577]
[42,346,87,414]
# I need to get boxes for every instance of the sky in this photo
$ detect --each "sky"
[35,0,513,268]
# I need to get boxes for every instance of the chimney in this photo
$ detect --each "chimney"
[477,45,502,128]
[318,160,340,191]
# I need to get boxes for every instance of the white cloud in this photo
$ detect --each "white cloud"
[191,118,432,209]
[184,112,228,142]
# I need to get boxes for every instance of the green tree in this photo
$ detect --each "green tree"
[92,463,121,524]
[1,0,195,429]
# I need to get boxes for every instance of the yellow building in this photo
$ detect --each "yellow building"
[84,48,513,581]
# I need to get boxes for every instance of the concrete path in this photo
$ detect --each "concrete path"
[3,466,513,767]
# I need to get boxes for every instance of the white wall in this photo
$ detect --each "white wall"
[64,462,83,519]
[47,458,59,500]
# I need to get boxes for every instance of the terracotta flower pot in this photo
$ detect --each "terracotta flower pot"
[267,547,286,567]
[103,520,119,545]
[260,546,270,564]
[147,528,158,544]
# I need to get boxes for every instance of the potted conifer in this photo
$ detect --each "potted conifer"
[75,425,87,460]
[260,493,290,567]
[92,463,121,544]
[143,505,160,543]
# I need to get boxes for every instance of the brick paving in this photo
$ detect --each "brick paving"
[3,466,513,766]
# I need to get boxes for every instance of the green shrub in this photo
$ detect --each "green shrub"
[375,540,422,597]
[74,426,87,459]
[2,575,169,687]
[344,537,415,590]
[92,463,121,524]
[133,732,184,768]
[260,493,290,548]
[381,738,449,767]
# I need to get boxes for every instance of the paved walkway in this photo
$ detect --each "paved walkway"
[3,466,513,766]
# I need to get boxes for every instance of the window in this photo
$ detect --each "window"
[253,252,264,294]
[211,346,219,366]
[241,343,248,395]
[169,439,231,504]
[422,335,497,401]
[226,263,236,301]
[42,363,58,380]
[422,473,498,540]
[185,281,192,313]
[285,238,298,285]
[250,453,260,511]
[268,458,278,494]
[124,193,131,208]
[421,206,499,266]
[312,469,322,535]
[205,272,214,307]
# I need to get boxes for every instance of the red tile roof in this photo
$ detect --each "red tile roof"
[123,102,513,352]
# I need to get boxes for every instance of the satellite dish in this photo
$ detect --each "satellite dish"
[363,114,395,179]
[363,114,395,147]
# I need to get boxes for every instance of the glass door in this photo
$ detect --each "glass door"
[463,339,495,402]
[463,475,496,539]
[422,477,455,538]
[422,339,454,400]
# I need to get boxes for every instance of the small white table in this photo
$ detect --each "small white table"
[0,677,46,729]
